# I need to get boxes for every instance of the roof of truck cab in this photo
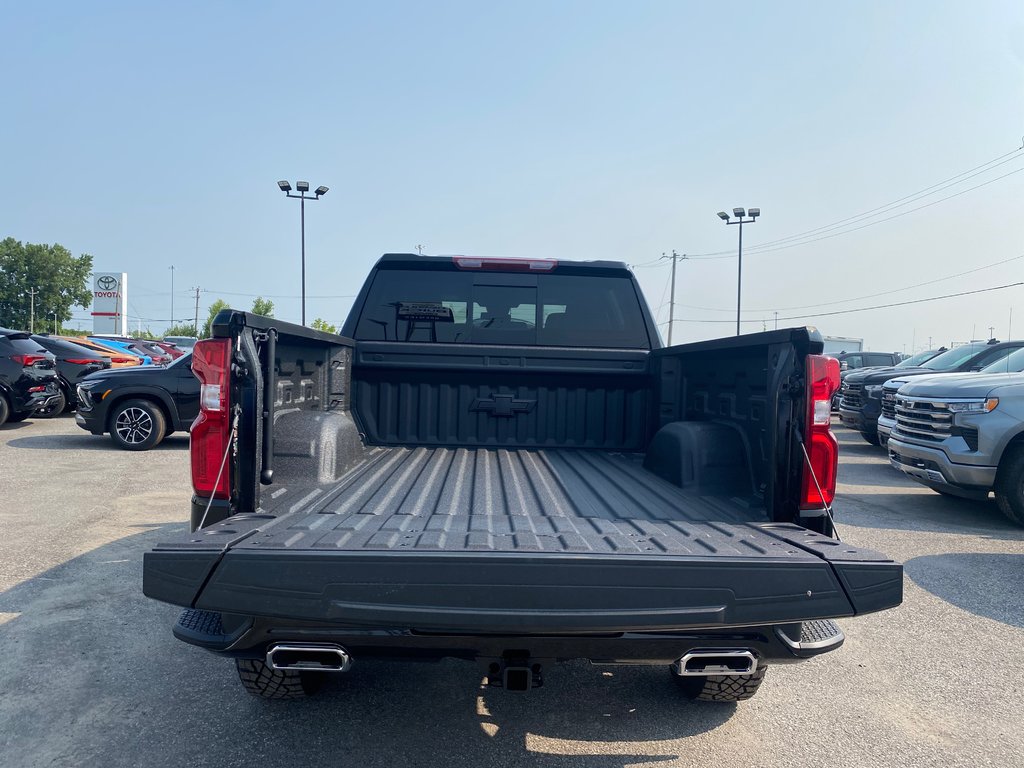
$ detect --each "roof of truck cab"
[376,253,633,273]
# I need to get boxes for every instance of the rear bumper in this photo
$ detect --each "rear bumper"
[9,371,59,414]
[171,609,845,664]
[887,437,996,490]
[31,391,63,413]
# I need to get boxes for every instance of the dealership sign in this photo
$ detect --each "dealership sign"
[92,272,128,335]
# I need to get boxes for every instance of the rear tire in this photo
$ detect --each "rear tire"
[235,658,324,700]
[672,666,768,702]
[108,399,166,451]
[0,395,9,425]
[994,445,1024,526]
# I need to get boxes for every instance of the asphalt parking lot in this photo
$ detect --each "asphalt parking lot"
[1,415,1022,768]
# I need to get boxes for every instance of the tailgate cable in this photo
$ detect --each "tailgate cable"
[799,440,841,541]
[198,410,240,530]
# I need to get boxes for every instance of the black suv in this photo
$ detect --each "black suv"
[31,335,111,416]
[75,352,198,449]
[0,328,61,425]
[839,340,1024,445]
[831,351,906,409]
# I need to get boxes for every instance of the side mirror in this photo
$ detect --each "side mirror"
[840,361,849,371]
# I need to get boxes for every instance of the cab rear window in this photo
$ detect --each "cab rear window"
[354,270,650,348]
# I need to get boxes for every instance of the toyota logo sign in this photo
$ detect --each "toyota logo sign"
[97,275,119,291]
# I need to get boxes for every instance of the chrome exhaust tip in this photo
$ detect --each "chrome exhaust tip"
[266,643,352,672]
[672,649,757,677]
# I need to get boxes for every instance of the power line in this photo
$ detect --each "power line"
[679,144,1024,260]
[717,148,1024,254]
[201,289,357,299]
[630,256,668,269]
[684,282,1023,323]
[723,165,1024,258]
[669,252,1024,314]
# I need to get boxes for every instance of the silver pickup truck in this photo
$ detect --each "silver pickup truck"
[886,360,1024,525]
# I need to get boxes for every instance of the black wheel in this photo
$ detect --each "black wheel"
[994,445,1024,526]
[861,430,881,446]
[33,389,67,418]
[0,395,9,426]
[108,399,166,451]
[235,658,324,700]
[672,666,768,702]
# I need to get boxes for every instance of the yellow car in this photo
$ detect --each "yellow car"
[55,336,143,368]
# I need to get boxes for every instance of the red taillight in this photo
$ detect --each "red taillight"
[190,338,232,499]
[453,256,557,271]
[800,354,841,510]
[65,358,100,365]
[111,357,135,364]
[12,354,47,367]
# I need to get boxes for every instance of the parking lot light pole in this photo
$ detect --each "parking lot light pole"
[717,208,760,336]
[277,180,330,326]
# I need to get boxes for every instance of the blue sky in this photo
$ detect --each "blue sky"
[2,1,1022,350]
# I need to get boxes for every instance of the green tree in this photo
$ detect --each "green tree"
[202,299,231,338]
[310,318,337,334]
[129,328,158,340]
[165,322,198,337]
[0,237,93,331]
[251,296,274,317]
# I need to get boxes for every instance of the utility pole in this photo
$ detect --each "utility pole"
[774,311,778,330]
[988,325,995,340]
[661,250,685,346]
[1009,308,1013,340]
[52,312,58,335]
[193,287,201,335]
[27,288,38,333]
[169,265,175,327]
[416,244,424,255]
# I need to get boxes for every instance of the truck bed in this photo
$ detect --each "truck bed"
[146,445,901,634]
[256,446,766,556]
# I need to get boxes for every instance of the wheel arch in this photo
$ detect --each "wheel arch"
[995,428,1024,482]
[104,388,177,434]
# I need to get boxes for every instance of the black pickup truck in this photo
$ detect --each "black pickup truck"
[143,254,902,703]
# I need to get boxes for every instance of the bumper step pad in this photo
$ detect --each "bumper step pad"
[173,609,250,650]
[775,619,844,657]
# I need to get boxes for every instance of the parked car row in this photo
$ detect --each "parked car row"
[830,349,913,409]
[0,329,192,428]
[836,339,1024,525]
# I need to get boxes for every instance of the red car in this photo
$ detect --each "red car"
[93,336,174,365]
[151,341,185,359]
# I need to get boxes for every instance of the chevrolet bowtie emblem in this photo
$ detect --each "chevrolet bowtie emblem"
[470,394,536,417]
